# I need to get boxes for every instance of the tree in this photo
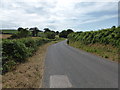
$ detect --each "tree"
[34,27,39,37]
[112,26,116,29]
[59,30,68,38]
[67,29,74,34]
[17,28,30,38]
[44,28,51,33]
[111,26,116,31]
[56,31,59,35]
[29,27,39,37]
[45,32,55,39]
[18,27,23,31]
[11,27,30,38]
[59,29,74,38]
[118,25,120,28]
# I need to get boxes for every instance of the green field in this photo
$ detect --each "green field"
[1,30,43,35]
[1,30,18,34]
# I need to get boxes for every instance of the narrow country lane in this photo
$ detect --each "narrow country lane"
[43,40,118,88]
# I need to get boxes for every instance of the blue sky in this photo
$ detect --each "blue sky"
[0,0,119,31]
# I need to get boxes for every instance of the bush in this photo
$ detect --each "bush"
[10,28,30,39]
[2,37,51,74]
[2,60,16,74]
[3,40,29,63]
[45,32,55,39]
[59,29,74,38]
[68,26,120,47]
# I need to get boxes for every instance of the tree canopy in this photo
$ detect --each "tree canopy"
[59,29,74,38]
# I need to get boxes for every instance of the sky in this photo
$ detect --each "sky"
[0,0,119,31]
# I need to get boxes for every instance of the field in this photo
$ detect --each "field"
[0,34,12,39]
[1,30,17,34]
[0,30,17,39]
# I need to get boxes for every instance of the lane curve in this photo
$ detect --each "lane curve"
[43,40,118,88]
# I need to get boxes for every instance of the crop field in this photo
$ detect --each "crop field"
[1,30,18,34]
[0,34,12,39]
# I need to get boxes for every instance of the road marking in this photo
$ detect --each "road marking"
[50,75,72,88]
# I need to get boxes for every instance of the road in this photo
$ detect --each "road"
[43,40,118,88]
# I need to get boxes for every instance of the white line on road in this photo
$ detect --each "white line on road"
[50,75,72,88]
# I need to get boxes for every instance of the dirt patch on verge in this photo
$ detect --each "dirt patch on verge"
[2,42,54,88]
[0,34,12,39]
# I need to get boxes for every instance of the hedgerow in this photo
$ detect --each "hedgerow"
[68,26,120,48]
[2,37,50,74]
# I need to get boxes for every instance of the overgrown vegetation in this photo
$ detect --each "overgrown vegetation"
[10,28,30,39]
[1,26,67,74]
[44,28,56,39]
[68,26,120,62]
[2,25,119,74]
[7,27,57,39]
[2,37,50,74]
[59,29,74,38]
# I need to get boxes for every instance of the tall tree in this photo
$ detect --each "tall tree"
[56,31,59,35]
[44,28,51,33]
[18,27,23,31]
[67,29,74,34]
[59,30,68,38]
[59,29,74,38]
[29,27,39,37]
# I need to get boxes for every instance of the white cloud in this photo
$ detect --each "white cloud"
[78,14,118,24]
[0,0,118,31]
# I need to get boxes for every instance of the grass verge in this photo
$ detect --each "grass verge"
[2,41,59,88]
[68,41,119,62]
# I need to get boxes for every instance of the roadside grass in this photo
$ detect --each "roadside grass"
[69,41,119,62]
[2,40,63,88]
[2,41,54,88]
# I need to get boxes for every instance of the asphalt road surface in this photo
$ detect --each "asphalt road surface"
[43,40,118,88]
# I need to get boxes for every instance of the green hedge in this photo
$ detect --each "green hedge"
[68,26,120,48]
[2,37,50,74]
